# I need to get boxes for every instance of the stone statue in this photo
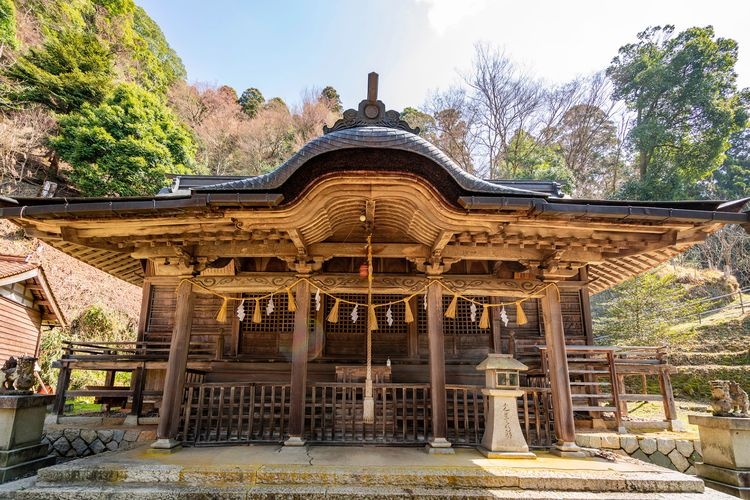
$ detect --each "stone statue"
[729,381,749,417]
[13,356,37,392]
[1,357,17,392]
[710,380,734,416]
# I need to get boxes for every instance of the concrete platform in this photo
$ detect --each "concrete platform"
[0,443,728,499]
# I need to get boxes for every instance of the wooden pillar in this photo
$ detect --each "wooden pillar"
[153,280,194,450]
[53,364,71,419]
[126,365,145,426]
[659,366,683,431]
[540,285,582,456]
[426,281,453,453]
[579,267,594,344]
[285,279,310,445]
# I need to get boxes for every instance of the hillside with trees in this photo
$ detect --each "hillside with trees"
[0,2,747,398]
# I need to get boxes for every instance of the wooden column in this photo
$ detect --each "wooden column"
[285,279,310,445]
[426,281,453,453]
[540,285,582,455]
[153,280,194,449]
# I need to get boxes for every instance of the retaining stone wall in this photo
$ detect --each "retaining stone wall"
[41,429,156,458]
[576,432,702,474]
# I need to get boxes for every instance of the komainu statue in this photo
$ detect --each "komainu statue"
[710,380,734,416]
[1,357,17,392]
[729,381,750,417]
[13,356,37,392]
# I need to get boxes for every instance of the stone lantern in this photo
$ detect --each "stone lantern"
[475,354,536,459]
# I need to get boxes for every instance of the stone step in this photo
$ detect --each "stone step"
[4,482,726,500]
[33,462,704,493]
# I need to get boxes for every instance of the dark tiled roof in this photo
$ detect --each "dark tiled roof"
[195,127,549,197]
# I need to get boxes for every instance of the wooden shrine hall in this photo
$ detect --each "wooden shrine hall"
[1,74,748,454]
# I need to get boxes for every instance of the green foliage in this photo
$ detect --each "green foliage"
[4,30,113,113]
[712,126,750,199]
[238,87,264,117]
[608,26,747,200]
[0,0,17,49]
[129,6,186,93]
[497,130,574,191]
[70,304,135,342]
[51,83,196,196]
[401,107,435,135]
[320,85,342,113]
[593,270,706,345]
[37,327,64,387]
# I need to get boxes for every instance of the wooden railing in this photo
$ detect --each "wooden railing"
[180,382,290,444]
[306,383,430,444]
[61,340,221,361]
[179,381,552,447]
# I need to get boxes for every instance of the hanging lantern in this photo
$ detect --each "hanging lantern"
[359,262,369,278]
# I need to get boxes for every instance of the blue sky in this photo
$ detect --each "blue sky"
[136,0,750,111]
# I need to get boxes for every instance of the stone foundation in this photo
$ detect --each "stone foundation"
[41,428,156,459]
[576,432,702,474]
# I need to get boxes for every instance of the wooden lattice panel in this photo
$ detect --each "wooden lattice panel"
[323,294,409,358]
[240,293,296,334]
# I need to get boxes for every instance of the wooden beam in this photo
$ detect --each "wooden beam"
[287,229,308,256]
[193,273,549,298]
[286,279,310,445]
[431,231,454,257]
[154,280,194,448]
[540,285,581,455]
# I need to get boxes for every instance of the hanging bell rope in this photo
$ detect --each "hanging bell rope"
[363,233,375,424]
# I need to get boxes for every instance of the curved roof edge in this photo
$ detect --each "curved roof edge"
[194,126,550,198]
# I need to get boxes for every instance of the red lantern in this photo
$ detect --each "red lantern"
[359,262,369,278]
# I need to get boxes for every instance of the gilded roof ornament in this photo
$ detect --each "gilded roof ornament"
[323,72,420,135]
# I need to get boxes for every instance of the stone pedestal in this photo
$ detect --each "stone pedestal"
[689,414,750,499]
[0,394,56,483]
[478,388,536,459]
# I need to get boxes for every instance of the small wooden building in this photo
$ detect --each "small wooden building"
[0,254,65,361]
[1,75,748,452]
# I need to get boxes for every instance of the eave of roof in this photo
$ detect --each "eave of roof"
[0,255,65,326]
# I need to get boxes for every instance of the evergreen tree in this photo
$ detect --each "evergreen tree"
[238,87,264,118]
[608,26,747,199]
[51,83,196,196]
[4,30,113,113]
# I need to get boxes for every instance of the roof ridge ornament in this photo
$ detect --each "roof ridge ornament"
[323,72,420,135]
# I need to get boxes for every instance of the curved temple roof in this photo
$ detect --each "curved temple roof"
[196,126,549,198]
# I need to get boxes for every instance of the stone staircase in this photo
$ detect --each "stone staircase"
[0,444,712,499]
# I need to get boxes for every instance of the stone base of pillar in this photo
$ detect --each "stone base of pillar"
[668,419,686,432]
[477,446,536,459]
[283,436,306,447]
[123,414,139,426]
[550,440,586,458]
[149,438,182,453]
[425,438,454,454]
